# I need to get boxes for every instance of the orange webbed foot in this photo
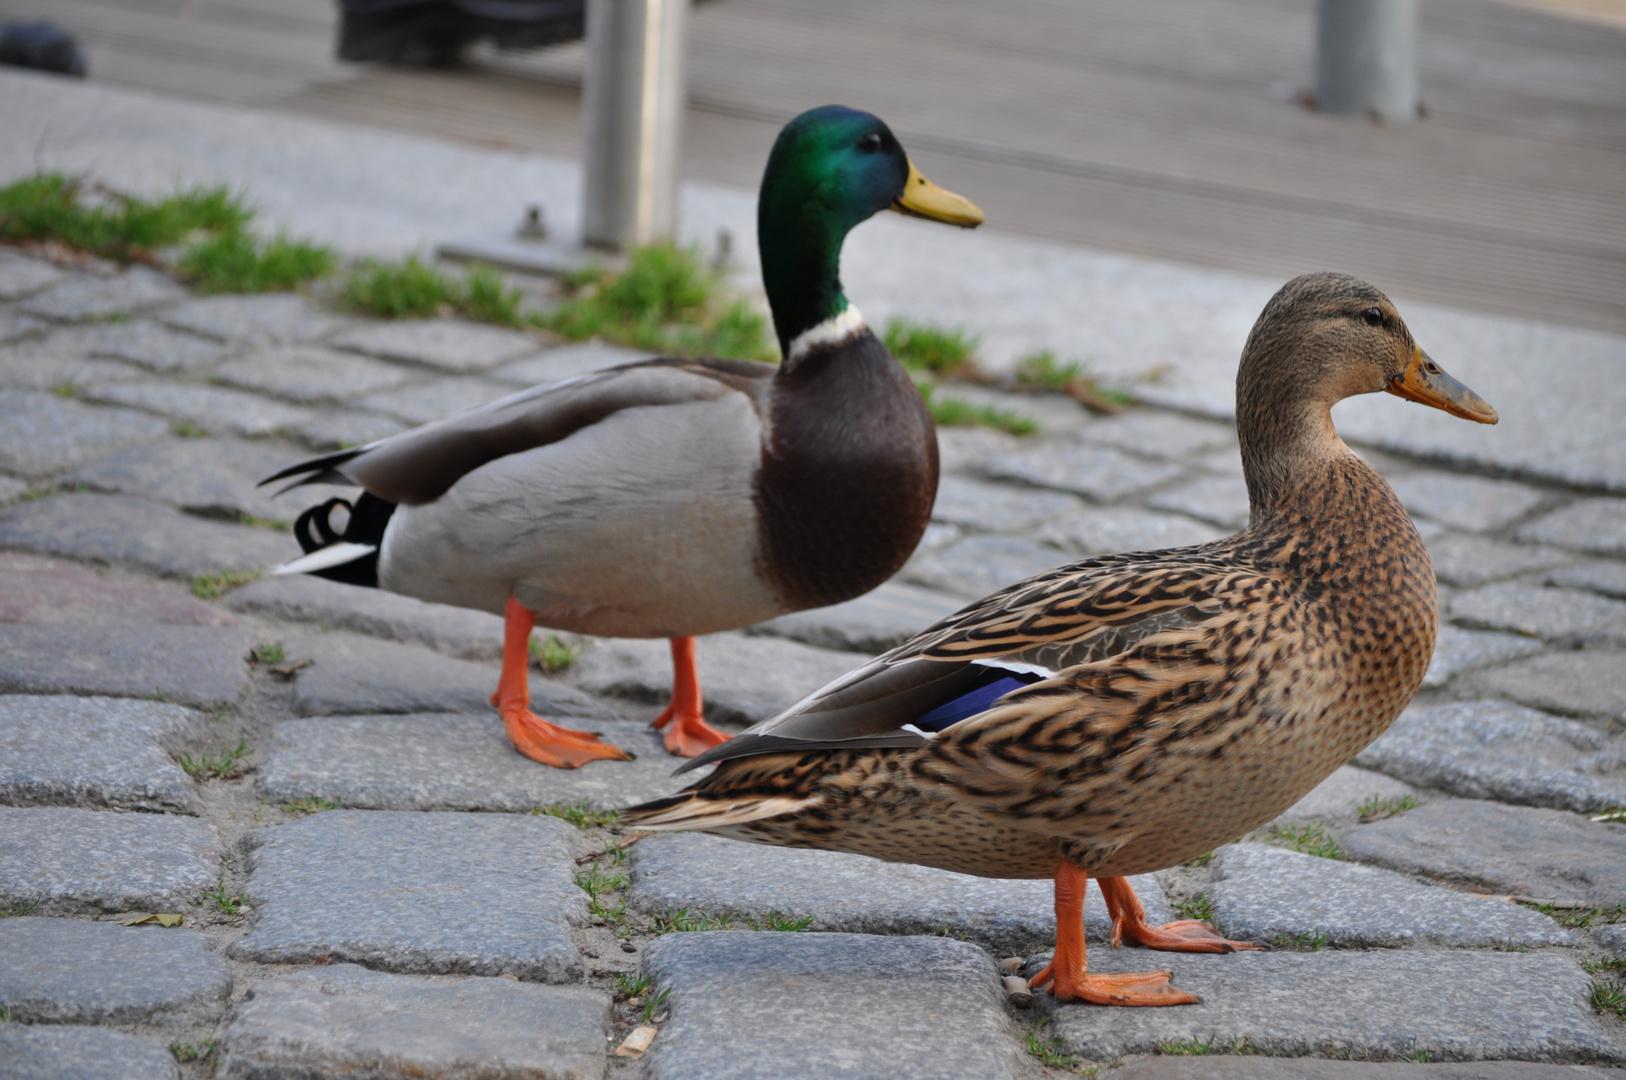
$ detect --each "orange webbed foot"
[501,705,633,769]
[1030,961,1200,1006]
[1119,917,1263,954]
[651,636,731,758]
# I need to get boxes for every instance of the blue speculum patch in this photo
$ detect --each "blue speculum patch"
[913,670,1043,732]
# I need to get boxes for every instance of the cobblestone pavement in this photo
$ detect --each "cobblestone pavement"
[1,248,1624,1079]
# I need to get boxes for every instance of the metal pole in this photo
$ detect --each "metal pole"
[1315,0,1419,121]
[581,0,690,251]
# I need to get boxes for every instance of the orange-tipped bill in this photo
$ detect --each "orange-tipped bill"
[891,159,984,228]
[1386,348,1498,424]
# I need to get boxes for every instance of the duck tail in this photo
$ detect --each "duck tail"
[621,792,821,832]
[275,493,397,588]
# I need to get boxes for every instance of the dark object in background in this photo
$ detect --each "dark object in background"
[337,0,585,67]
[0,22,87,77]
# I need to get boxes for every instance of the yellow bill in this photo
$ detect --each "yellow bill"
[892,159,984,228]
[1385,347,1498,424]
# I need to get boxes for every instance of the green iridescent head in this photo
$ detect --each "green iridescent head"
[757,105,982,356]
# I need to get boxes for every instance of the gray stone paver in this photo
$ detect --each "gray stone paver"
[296,407,408,449]
[0,1025,182,1080]
[983,439,1185,500]
[1550,560,1626,600]
[0,695,201,813]
[630,831,1168,951]
[1208,843,1573,949]
[65,435,309,523]
[0,806,219,912]
[570,631,870,727]
[904,533,1066,598]
[1355,701,1626,814]
[0,551,235,625]
[1425,532,1576,588]
[0,476,28,504]
[0,391,168,478]
[1423,623,1545,687]
[19,266,186,321]
[1339,799,1626,906]
[332,317,541,372]
[0,492,295,578]
[227,811,586,981]
[1471,650,1626,723]
[1039,505,1226,555]
[218,964,610,1080]
[1269,764,1419,828]
[0,624,250,707]
[642,932,1025,1080]
[489,339,653,385]
[1075,410,1236,458]
[750,579,966,653]
[285,630,613,719]
[1103,1063,1623,1079]
[1145,470,1253,529]
[1449,582,1626,642]
[212,346,416,404]
[930,473,1084,531]
[355,376,511,424]
[83,379,319,437]
[159,292,347,344]
[226,573,505,659]
[1036,949,1621,1063]
[0,305,49,344]
[1516,499,1626,558]
[0,250,66,299]
[258,714,695,811]
[1388,470,1548,533]
[0,917,229,1027]
[44,318,229,373]
[0,346,145,392]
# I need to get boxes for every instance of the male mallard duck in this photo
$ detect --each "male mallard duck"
[261,105,983,768]
[623,273,1498,1005]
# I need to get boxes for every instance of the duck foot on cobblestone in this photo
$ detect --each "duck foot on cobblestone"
[493,597,632,768]
[650,636,732,758]
[1031,861,1201,1006]
[1099,874,1262,953]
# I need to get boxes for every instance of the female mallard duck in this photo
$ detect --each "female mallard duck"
[260,105,983,768]
[623,273,1498,1005]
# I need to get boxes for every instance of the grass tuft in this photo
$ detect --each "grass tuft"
[1173,893,1214,921]
[1271,929,1328,952]
[1021,1018,1087,1070]
[1593,805,1626,824]
[250,642,285,665]
[1264,821,1344,859]
[1182,850,1216,868]
[922,385,1037,435]
[284,796,340,816]
[653,906,732,933]
[744,910,815,932]
[884,318,980,377]
[1157,1036,1216,1056]
[543,244,776,362]
[203,882,245,915]
[640,986,672,1024]
[530,634,581,675]
[191,567,261,599]
[541,800,619,829]
[1356,793,1417,822]
[342,256,456,318]
[614,972,653,999]
[176,231,335,294]
[168,1037,218,1066]
[178,735,254,780]
[1012,350,1133,414]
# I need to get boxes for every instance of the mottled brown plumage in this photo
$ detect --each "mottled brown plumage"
[623,273,1498,1005]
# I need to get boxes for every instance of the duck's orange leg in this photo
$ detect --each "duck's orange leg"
[649,636,730,758]
[490,597,632,769]
[1028,860,1200,1006]
[1097,875,1261,953]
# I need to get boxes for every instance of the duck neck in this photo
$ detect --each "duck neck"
[758,196,853,366]
[1237,372,1357,526]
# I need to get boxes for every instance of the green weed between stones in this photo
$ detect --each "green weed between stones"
[545,244,775,362]
[576,865,631,922]
[746,910,815,932]
[530,634,580,674]
[1173,892,1214,921]
[613,973,652,999]
[284,797,340,816]
[0,900,41,918]
[539,800,619,829]
[1356,793,1417,822]
[170,420,208,438]
[1263,821,1344,859]
[883,317,1037,435]
[191,567,261,599]
[178,735,254,781]
[654,906,733,933]
[250,642,285,665]
[1157,1035,1216,1055]
[169,1037,218,1067]
[0,173,332,293]
[1271,929,1328,952]
[1593,805,1626,824]
[241,513,289,531]
[204,882,245,915]
[919,382,1037,436]
[1517,900,1626,930]
[341,256,525,325]
[1182,850,1216,868]
[640,986,672,1024]
[1012,349,1134,414]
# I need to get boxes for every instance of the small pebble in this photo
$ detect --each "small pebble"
[621,942,638,953]
[999,956,1023,973]
[1002,974,1033,1009]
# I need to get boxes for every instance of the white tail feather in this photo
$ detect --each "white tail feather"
[628,794,820,831]
[273,542,377,576]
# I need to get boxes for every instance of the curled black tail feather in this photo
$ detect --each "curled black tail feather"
[292,492,397,588]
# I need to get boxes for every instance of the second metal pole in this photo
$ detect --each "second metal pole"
[1315,0,1419,122]
[581,0,690,251]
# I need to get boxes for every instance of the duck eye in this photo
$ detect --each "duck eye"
[858,132,883,153]
[1361,307,1384,327]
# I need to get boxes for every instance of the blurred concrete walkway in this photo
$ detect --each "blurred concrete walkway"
[5,66,1623,493]
[0,0,1622,333]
